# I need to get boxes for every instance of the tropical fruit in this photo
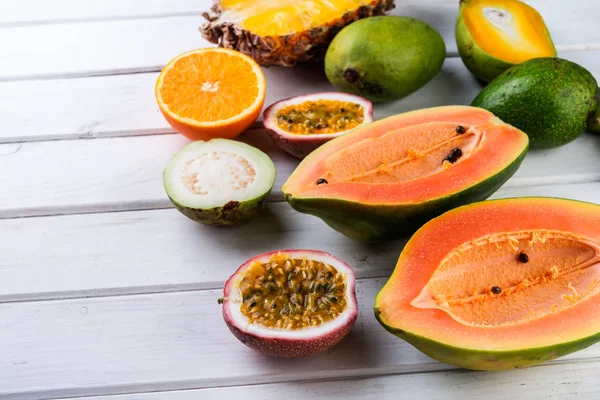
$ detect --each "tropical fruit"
[456,0,556,83]
[471,57,599,149]
[324,16,446,103]
[200,0,395,67]
[589,106,600,134]
[221,249,358,357]
[282,106,529,242]
[374,197,600,371]
[263,92,373,159]
[155,48,266,141]
[163,139,276,226]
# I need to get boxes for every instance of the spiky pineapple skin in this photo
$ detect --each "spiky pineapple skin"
[200,0,395,67]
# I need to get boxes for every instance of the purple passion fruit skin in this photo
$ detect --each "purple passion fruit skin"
[221,249,358,357]
[263,92,373,159]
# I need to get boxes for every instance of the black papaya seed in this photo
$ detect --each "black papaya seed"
[456,125,466,134]
[491,286,502,294]
[316,179,328,185]
[518,252,529,263]
[444,148,463,164]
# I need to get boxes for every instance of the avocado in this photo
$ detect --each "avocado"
[471,57,599,149]
[324,16,446,103]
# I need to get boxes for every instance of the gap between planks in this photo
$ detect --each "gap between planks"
[2,280,600,399]
[2,0,600,82]
[49,358,600,400]
[3,50,600,145]
[1,180,599,304]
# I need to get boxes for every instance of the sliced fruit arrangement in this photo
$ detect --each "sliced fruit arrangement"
[456,0,556,83]
[472,57,599,149]
[221,250,358,357]
[163,139,276,226]
[263,92,373,159]
[201,0,395,67]
[283,106,529,242]
[155,48,266,141]
[325,16,446,103]
[374,197,600,370]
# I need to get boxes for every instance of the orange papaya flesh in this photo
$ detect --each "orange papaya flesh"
[282,106,529,242]
[375,197,600,370]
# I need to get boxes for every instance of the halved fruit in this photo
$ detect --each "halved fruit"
[282,105,529,242]
[374,197,600,370]
[200,0,395,67]
[163,139,276,226]
[155,48,266,141]
[222,249,358,357]
[263,92,373,159]
[455,0,556,82]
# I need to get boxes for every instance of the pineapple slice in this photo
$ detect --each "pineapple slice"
[201,0,395,67]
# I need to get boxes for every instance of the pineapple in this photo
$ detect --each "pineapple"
[201,0,395,67]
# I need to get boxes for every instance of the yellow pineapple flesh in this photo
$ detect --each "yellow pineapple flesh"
[201,0,395,67]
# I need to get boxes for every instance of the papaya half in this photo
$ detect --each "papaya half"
[375,197,600,370]
[282,106,529,242]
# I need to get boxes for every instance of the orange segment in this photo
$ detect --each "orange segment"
[156,48,266,141]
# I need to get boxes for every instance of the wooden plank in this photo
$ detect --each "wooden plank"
[67,360,600,400]
[1,126,600,219]
[0,0,599,80]
[0,0,206,27]
[1,182,598,302]
[2,278,600,399]
[2,45,600,143]
[0,203,406,302]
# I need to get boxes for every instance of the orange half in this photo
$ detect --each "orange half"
[156,48,267,141]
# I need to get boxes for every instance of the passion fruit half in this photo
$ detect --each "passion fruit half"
[221,249,358,357]
[263,92,373,159]
[163,139,276,226]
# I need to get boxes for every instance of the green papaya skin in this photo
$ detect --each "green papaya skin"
[471,57,599,149]
[285,147,527,242]
[324,16,446,103]
[374,308,600,370]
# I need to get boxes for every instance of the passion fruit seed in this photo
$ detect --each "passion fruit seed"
[518,252,530,263]
[276,100,365,135]
[316,178,328,185]
[491,286,502,294]
[456,125,466,134]
[238,258,347,329]
[444,148,463,164]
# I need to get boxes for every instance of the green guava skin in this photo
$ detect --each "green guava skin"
[168,192,270,227]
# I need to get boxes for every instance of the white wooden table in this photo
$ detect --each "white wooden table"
[1,1,600,398]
